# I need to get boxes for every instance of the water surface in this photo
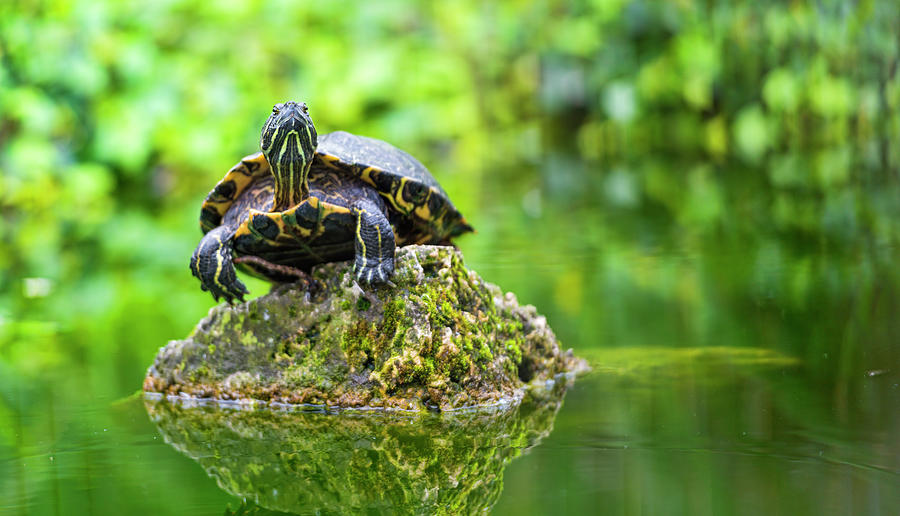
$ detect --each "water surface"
[2,182,898,513]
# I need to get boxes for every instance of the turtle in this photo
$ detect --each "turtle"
[190,101,473,303]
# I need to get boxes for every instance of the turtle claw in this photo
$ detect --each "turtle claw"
[190,226,248,304]
[354,257,394,286]
[204,276,247,305]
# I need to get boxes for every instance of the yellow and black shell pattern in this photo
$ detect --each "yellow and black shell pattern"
[315,131,472,240]
[199,152,270,234]
[198,132,472,243]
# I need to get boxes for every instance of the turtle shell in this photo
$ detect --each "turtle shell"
[197,132,472,243]
[199,152,270,233]
[315,131,471,239]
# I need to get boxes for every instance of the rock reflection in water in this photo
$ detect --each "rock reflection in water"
[144,382,570,515]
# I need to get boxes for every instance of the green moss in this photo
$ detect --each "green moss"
[239,332,259,348]
[380,298,405,336]
[504,339,522,364]
[146,246,581,411]
[440,300,454,319]
[414,283,459,328]
[477,342,493,363]
[191,365,211,381]
[390,322,410,352]
[274,352,293,364]
[341,320,375,371]
[450,354,470,381]
[283,342,348,390]
[503,357,519,378]
[413,357,435,383]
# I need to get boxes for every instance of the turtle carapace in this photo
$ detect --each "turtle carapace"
[190,101,472,303]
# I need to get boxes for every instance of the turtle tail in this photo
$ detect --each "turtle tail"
[448,217,475,238]
[190,225,249,304]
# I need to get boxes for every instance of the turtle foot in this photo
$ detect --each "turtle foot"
[190,227,249,304]
[354,256,395,286]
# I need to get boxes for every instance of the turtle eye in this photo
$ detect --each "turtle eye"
[300,103,308,113]
[272,105,280,115]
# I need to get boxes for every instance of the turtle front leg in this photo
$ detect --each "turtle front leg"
[351,199,396,285]
[190,225,249,303]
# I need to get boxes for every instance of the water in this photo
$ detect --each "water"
[2,152,898,513]
[2,347,896,515]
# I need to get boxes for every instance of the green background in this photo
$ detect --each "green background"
[1,0,898,514]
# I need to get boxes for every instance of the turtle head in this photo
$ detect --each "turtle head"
[260,101,318,211]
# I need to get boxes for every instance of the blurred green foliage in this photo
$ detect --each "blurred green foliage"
[1,0,899,513]
[0,0,898,401]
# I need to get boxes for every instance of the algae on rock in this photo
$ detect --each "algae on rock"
[144,245,585,410]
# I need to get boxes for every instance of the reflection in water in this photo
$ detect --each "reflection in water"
[145,382,570,515]
[582,346,799,383]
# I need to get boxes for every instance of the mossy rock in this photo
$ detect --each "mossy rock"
[144,245,586,411]
[145,384,568,515]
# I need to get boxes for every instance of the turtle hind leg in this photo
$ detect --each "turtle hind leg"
[233,255,320,292]
[190,225,249,304]
[351,198,396,285]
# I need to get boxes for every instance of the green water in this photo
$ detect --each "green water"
[2,155,898,514]
[2,1,900,514]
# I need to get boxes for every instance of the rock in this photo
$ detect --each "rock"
[143,245,586,411]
